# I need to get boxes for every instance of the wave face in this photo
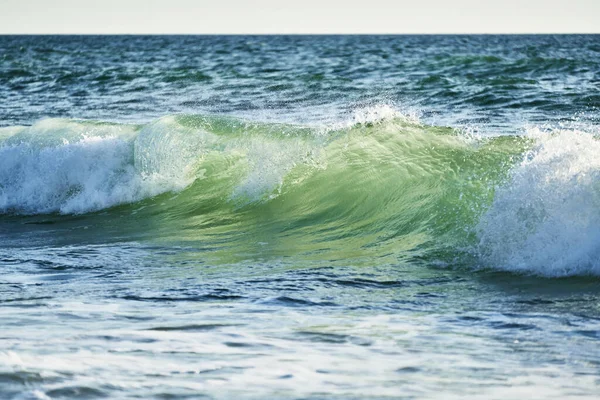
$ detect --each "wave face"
[2,113,600,277]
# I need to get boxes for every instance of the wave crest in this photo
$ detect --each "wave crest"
[0,118,194,214]
[476,128,600,277]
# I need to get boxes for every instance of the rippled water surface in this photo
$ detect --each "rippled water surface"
[1,35,600,399]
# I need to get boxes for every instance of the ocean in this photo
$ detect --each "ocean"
[1,35,599,399]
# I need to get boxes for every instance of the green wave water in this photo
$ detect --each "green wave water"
[0,112,532,270]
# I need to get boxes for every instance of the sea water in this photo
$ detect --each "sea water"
[1,35,599,399]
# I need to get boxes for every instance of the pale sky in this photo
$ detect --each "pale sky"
[0,0,598,34]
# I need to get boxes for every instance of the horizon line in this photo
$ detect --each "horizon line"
[1,32,599,36]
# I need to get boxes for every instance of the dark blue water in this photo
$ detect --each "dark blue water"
[1,35,599,128]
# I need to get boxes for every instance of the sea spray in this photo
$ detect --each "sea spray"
[476,128,600,277]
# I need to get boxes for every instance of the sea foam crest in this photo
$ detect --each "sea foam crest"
[476,127,600,277]
[0,118,196,215]
[327,104,420,131]
[0,116,321,214]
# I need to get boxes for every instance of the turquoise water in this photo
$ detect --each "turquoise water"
[1,35,600,399]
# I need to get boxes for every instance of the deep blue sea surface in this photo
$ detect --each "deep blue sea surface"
[1,35,600,399]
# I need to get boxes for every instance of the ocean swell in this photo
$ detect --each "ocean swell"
[2,112,600,277]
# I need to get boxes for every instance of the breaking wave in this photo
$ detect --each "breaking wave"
[1,110,599,277]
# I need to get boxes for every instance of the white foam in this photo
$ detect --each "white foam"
[0,116,323,214]
[0,119,196,215]
[325,104,421,132]
[476,127,600,277]
[351,104,408,124]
